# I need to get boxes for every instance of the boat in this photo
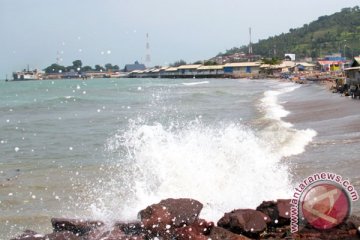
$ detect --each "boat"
[12,68,43,81]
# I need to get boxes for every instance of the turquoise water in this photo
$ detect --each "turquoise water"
[0,78,357,238]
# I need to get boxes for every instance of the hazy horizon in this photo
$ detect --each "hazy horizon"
[0,0,359,77]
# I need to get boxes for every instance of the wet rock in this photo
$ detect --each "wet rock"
[260,225,290,239]
[208,227,250,240]
[277,199,291,219]
[139,198,203,227]
[43,231,81,240]
[217,209,270,238]
[174,219,214,240]
[256,199,291,227]
[113,221,145,235]
[11,198,360,240]
[51,218,104,236]
[85,227,144,240]
[140,204,174,239]
[138,198,203,239]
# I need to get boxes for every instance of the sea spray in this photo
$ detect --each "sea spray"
[83,81,317,224]
[87,120,290,222]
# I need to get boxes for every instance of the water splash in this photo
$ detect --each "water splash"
[84,82,317,223]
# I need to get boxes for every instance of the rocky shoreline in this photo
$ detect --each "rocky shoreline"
[11,198,360,240]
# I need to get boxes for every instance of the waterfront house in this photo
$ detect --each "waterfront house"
[162,67,179,78]
[345,57,360,85]
[317,55,346,72]
[260,61,296,75]
[196,65,224,77]
[223,62,261,77]
[129,70,144,78]
[295,62,316,72]
[317,60,343,72]
[177,64,202,77]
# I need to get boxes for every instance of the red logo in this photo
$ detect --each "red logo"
[301,183,350,230]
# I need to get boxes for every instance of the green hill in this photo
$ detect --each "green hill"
[221,6,360,59]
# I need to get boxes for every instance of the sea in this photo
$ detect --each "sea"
[0,78,359,239]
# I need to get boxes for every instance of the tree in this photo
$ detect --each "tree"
[218,7,360,60]
[105,63,113,71]
[72,60,82,69]
[113,65,120,71]
[44,63,66,73]
[204,60,217,66]
[261,57,281,65]
[95,65,105,72]
[82,66,93,72]
[170,60,186,67]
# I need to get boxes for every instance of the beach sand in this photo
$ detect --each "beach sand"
[283,81,360,215]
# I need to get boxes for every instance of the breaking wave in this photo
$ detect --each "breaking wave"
[182,81,209,86]
[85,81,317,223]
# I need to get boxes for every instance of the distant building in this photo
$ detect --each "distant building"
[223,62,261,76]
[295,62,316,72]
[177,64,202,76]
[260,61,296,75]
[345,57,360,85]
[285,53,296,61]
[317,54,347,72]
[124,61,146,72]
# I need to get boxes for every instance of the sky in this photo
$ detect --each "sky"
[0,0,359,77]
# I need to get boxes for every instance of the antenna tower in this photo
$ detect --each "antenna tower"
[145,33,151,67]
[248,27,253,55]
[56,50,61,65]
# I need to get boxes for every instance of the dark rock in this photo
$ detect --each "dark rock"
[208,227,250,240]
[138,198,203,239]
[85,228,144,240]
[43,231,81,240]
[139,204,174,239]
[260,225,290,239]
[51,218,104,236]
[256,199,290,227]
[113,221,145,235]
[139,198,203,228]
[277,199,291,219]
[174,219,214,240]
[217,209,270,238]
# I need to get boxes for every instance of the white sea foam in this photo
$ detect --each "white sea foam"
[90,123,291,222]
[182,81,209,86]
[86,81,317,223]
[259,83,317,157]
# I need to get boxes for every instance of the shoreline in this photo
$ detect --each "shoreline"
[280,77,360,212]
